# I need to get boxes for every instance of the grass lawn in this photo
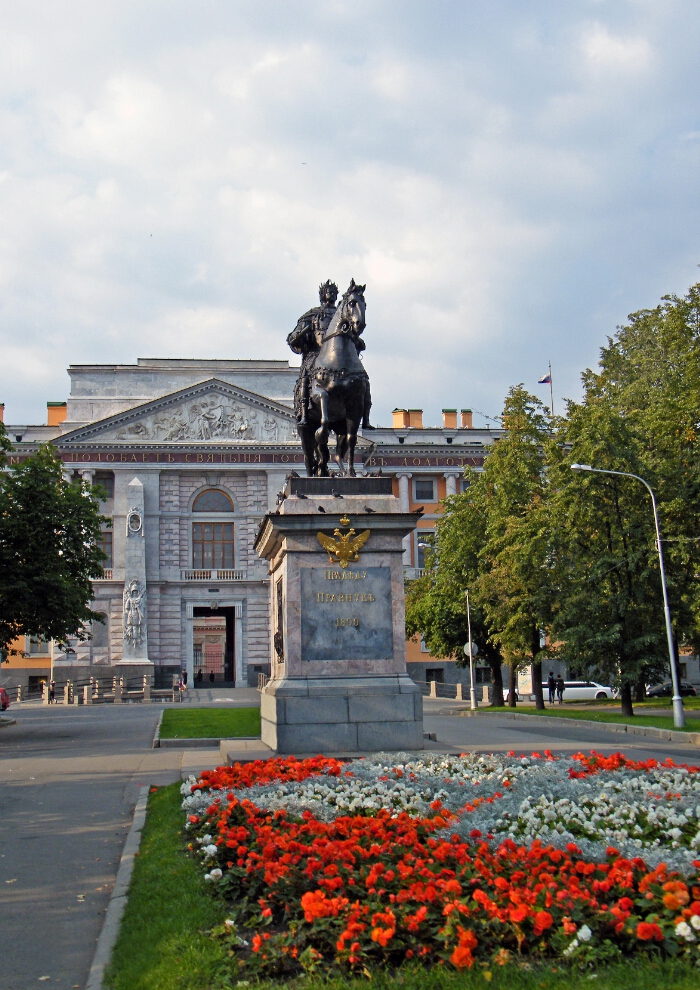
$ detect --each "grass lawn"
[104,783,700,990]
[160,706,260,739]
[484,707,699,732]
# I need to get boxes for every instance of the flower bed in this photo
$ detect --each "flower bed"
[181,751,700,977]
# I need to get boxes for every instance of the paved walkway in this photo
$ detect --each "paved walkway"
[0,706,181,990]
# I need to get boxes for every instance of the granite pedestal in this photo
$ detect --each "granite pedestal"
[254,477,424,753]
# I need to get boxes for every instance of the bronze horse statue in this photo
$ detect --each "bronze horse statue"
[297,280,369,476]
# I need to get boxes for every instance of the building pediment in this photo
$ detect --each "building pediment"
[58,379,299,445]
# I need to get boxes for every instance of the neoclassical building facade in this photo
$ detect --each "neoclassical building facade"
[2,358,497,689]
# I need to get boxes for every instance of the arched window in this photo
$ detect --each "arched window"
[193,489,234,512]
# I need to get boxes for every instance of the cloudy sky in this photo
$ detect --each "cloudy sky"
[2,0,700,427]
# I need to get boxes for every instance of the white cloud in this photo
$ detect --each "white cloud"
[580,23,653,71]
[0,1,699,427]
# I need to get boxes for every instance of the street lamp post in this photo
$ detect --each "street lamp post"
[465,589,477,711]
[570,464,685,728]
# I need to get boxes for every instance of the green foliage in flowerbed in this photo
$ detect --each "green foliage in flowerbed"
[160,707,260,739]
[483,708,700,732]
[105,781,700,990]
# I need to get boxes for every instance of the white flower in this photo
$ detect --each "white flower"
[675,921,695,941]
[203,844,218,857]
[690,914,700,931]
[204,868,222,881]
[578,925,592,942]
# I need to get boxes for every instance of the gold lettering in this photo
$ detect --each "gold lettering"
[197,454,204,462]
[105,453,115,462]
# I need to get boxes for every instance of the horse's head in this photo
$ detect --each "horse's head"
[339,278,366,334]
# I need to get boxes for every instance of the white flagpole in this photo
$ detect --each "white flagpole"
[548,361,554,416]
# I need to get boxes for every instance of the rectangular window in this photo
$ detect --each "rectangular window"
[27,636,50,655]
[94,472,115,499]
[679,663,687,679]
[416,532,435,569]
[425,668,444,683]
[98,531,113,568]
[414,478,435,502]
[192,522,234,569]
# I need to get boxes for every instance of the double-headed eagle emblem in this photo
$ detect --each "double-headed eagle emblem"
[317,514,371,568]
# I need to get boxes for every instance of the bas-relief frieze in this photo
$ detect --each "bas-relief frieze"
[110,394,297,444]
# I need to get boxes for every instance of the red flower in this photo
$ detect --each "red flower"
[636,922,663,941]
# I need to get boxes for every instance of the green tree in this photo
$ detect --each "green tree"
[475,386,552,709]
[547,400,670,717]
[405,487,505,705]
[588,282,700,661]
[0,437,107,655]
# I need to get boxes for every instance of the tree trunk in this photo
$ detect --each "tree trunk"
[508,664,517,707]
[532,661,545,710]
[634,673,646,704]
[490,658,504,707]
[620,682,634,718]
[531,628,545,710]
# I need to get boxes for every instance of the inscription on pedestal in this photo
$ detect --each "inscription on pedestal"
[300,566,394,662]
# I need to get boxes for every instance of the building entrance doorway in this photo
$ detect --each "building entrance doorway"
[193,606,236,686]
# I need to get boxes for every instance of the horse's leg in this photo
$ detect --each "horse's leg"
[297,424,316,476]
[344,393,364,477]
[314,389,331,476]
[334,430,348,475]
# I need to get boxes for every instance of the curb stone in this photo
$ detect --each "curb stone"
[450,710,700,747]
[0,716,17,727]
[85,784,150,990]
[161,734,260,748]
[152,708,164,748]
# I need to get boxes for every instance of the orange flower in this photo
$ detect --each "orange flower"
[450,926,478,969]
[371,909,396,947]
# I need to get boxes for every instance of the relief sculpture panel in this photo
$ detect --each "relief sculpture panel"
[111,394,295,443]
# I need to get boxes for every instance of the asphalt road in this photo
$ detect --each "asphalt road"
[0,705,180,990]
[2,697,699,990]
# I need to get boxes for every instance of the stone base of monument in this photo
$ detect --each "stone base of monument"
[260,674,423,753]
[255,477,425,755]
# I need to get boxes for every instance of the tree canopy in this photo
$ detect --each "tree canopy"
[406,279,700,716]
[0,431,107,656]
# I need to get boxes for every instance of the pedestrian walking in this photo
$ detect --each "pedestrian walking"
[556,675,565,704]
[49,679,56,704]
[547,672,556,705]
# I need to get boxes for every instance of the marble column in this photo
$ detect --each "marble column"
[79,469,95,485]
[397,473,412,565]
[120,476,150,665]
[444,472,460,497]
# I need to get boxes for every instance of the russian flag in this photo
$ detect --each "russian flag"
[538,373,551,384]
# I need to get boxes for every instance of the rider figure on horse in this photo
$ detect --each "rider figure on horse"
[287,280,372,429]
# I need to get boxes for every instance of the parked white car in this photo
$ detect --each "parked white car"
[530,680,616,702]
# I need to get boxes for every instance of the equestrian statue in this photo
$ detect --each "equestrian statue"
[287,279,372,477]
